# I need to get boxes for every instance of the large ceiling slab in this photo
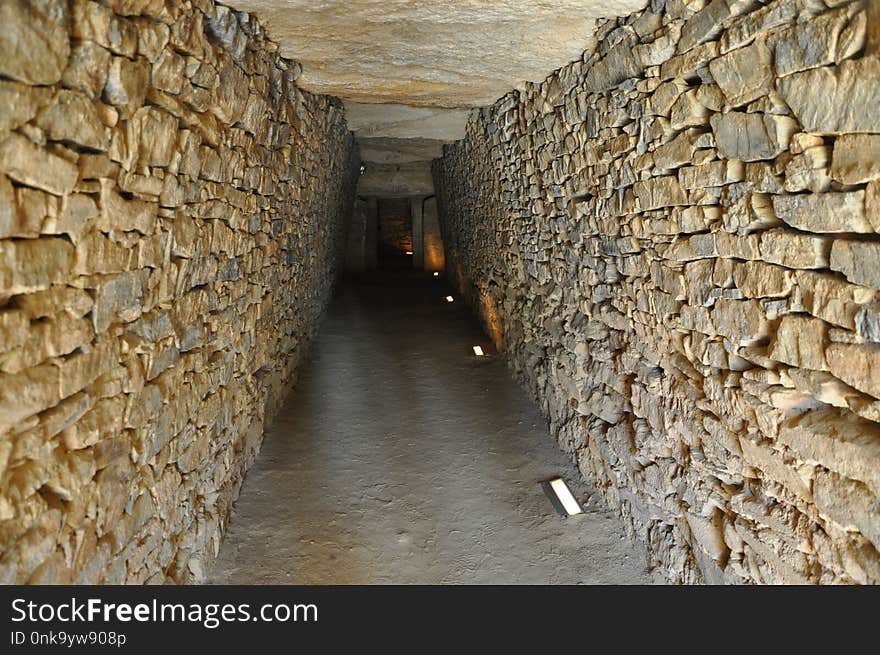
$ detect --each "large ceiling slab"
[230,0,647,179]
[230,0,647,108]
[345,103,470,141]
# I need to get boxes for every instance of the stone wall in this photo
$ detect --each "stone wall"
[0,0,358,583]
[435,0,880,584]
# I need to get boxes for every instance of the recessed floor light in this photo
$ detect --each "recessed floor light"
[445,296,454,302]
[472,345,484,356]
[541,477,583,517]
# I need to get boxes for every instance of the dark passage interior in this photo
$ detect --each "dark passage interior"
[377,199,413,270]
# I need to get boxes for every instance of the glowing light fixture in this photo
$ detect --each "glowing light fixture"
[405,250,414,255]
[445,295,454,303]
[541,477,583,517]
[472,345,484,356]
[433,272,439,277]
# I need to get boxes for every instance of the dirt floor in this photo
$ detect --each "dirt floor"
[207,272,662,584]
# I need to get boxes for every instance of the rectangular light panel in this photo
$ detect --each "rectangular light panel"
[541,477,583,517]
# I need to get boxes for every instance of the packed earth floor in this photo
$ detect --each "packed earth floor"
[208,272,659,584]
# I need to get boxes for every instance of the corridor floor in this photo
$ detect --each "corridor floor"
[207,272,659,584]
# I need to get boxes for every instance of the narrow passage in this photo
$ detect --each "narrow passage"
[209,273,657,584]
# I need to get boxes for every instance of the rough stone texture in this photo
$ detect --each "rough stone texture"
[358,162,434,197]
[226,0,645,195]
[831,134,880,185]
[356,138,445,164]
[344,103,469,142]
[0,0,70,85]
[0,0,358,584]
[229,0,647,107]
[435,0,880,584]
[778,56,880,134]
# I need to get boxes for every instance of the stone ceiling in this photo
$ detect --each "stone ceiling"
[230,0,647,174]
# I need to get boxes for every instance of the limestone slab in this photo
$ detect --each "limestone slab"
[231,0,646,107]
[357,137,446,164]
[830,240,880,289]
[777,56,880,134]
[357,161,434,196]
[772,192,871,234]
[345,102,470,141]
[0,0,69,85]
[831,134,880,184]
[711,112,797,162]
[0,134,78,197]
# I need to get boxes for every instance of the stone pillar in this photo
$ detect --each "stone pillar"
[411,196,424,269]
[365,196,379,270]
[423,196,445,272]
[345,197,369,272]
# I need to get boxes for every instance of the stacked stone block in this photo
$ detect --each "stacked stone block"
[0,0,358,583]
[435,0,880,584]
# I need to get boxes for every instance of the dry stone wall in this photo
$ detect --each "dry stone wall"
[0,0,358,583]
[435,0,880,584]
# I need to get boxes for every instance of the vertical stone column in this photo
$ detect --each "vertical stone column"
[365,196,379,271]
[411,196,424,269]
[423,196,445,272]
[345,198,369,272]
